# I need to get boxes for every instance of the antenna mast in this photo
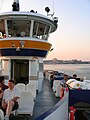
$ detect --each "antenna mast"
[52,0,54,17]
[45,0,54,18]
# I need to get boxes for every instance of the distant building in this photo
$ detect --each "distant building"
[44,58,90,64]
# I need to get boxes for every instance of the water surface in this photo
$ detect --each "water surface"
[44,64,90,79]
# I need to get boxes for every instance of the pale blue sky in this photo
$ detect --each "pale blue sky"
[0,0,90,61]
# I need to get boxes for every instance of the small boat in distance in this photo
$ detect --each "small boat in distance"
[0,0,58,93]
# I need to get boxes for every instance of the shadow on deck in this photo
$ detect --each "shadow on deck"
[32,78,60,120]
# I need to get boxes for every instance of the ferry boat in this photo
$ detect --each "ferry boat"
[0,0,68,120]
[0,1,89,120]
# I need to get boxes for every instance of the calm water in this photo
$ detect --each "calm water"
[44,64,90,80]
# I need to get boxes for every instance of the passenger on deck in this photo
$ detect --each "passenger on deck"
[0,32,3,38]
[73,74,77,79]
[16,33,21,37]
[61,74,68,85]
[73,74,83,81]
[60,74,68,99]
[50,73,55,88]
[2,80,20,120]
[3,34,6,38]
[0,76,8,91]
[20,31,26,37]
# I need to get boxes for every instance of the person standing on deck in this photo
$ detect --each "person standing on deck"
[73,74,83,82]
[60,74,68,99]
[73,74,77,79]
[50,73,55,88]
[2,80,20,120]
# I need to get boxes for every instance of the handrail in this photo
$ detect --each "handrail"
[35,91,69,120]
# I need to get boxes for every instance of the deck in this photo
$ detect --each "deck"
[32,78,59,120]
[9,77,90,120]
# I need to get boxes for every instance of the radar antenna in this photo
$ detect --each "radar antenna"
[12,0,20,11]
[45,0,58,24]
[45,0,54,18]
[52,0,54,17]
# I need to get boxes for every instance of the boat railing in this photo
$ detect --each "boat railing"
[35,91,69,120]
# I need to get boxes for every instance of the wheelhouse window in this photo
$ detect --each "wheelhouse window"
[33,21,50,40]
[7,20,31,37]
[0,19,6,38]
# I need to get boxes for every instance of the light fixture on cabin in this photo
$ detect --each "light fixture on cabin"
[50,48,54,52]
[53,17,58,24]
[20,41,25,47]
[16,47,20,51]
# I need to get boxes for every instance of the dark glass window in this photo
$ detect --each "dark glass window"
[7,20,31,37]
[0,19,6,38]
[33,21,50,40]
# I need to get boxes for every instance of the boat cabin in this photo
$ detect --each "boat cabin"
[0,9,58,92]
[0,12,57,39]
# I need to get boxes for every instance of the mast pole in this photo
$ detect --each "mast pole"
[53,0,54,16]
[14,0,19,4]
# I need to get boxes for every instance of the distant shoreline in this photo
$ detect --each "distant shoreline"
[44,59,90,64]
[44,63,90,65]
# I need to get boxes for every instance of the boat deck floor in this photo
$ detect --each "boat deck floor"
[10,78,59,120]
[32,78,59,120]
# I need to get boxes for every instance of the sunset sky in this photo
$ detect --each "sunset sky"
[0,0,90,61]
